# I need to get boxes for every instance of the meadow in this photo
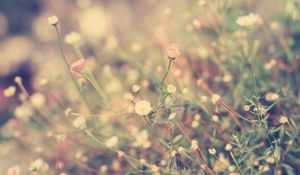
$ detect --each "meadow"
[0,0,300,174]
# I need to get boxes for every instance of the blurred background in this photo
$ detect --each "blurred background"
[0,0,300,174]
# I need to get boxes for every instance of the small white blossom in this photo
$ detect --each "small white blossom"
[48,15,58,26]
[167,84,177,94]
[72,116,86,129]
[134,100,152,116]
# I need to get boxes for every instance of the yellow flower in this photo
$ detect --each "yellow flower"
[48,15,58,26]
[192,120,199,128]
[3,86,16,97]
[236,13,262,27]
[266,156,275,164]
[167,84,177,94]
[243,105,250,111]
[279,116,288,124]
[134,100,152,116]
[208,147,216,155]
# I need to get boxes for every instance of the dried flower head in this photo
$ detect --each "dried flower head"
[134,100,152,116]
[48,15,58,26]
[166,43,180,60]
[70,59,87,73]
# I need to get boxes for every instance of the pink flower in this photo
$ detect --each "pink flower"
[70,59,87,73]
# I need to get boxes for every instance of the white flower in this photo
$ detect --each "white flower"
[208,147,216,155]
[48,15,58,26]
[105,136,119,148]
[178,146,185,153]
[132,130,151,148]
[191,139,198,150]
[236,13,262,27]
[212,115,219,122]
[168,112,176,121]
[64,108,72,117]
[30,93,46,107]
[64,31,82,45]
[14,104,33,121]
[134,100,152,116]
[72,116,86,129]
[7,165,20,175]
[167,84,177,94]
[225,143,233,151]
[132,84,141,93]
[201,95,207,103]
[211,94,221,105]
[29,158,49,172]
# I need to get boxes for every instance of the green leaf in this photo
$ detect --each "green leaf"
[172,134,183,145]
[281,163,295,175]
[265,102,277,112]
[159,138,170,149]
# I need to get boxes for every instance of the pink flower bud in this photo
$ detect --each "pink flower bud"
[70,59,86,73]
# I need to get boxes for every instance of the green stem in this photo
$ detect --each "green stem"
[230,151,242,174]
[157,94,169,109]
[53,25,91,110]
[160,60,173,90]
[83,71,108,103]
